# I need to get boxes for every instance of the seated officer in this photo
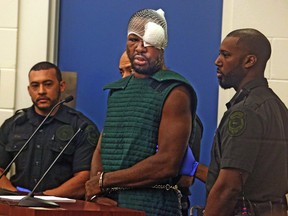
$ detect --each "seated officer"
[0,61,100,199]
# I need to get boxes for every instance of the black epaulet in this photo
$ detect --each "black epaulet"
[13,108,28,125]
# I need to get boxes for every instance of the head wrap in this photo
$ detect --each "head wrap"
[127,8,168,49]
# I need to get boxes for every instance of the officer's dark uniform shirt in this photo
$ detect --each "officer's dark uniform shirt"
[0,105,100,192]
[206,78,288,202]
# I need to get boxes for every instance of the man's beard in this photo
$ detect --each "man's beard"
[35,103,55,112]
[219,75,235,89]
[33,92,61,114]
[219,68,244,90]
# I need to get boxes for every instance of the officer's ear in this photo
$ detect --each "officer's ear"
[244,55,257,69]
[59,80,66,93]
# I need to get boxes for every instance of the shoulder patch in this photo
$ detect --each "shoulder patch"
[56,125,74,141]
[85,125,99,146]
[228,111,246,137]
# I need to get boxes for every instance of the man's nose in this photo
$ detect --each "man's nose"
[38,84,46,94]
[135,40,146,53]
[214,56,222,66]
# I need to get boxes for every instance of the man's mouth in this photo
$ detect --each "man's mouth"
[134,55,147,66]
[37,98,49,103]
[216,69,222,78]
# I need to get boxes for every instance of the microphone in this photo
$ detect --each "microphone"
[18,122,88,208]
[0,96,74,194]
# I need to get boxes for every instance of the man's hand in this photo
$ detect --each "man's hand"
[90,196,118,206]
[85,172,101,201]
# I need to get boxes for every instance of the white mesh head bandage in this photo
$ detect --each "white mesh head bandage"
[127,8,168,49]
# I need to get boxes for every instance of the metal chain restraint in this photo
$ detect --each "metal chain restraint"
[106,184,183,211]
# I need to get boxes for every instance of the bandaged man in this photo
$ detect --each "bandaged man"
[85,8,201,216]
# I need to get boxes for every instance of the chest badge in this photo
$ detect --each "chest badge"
[56,125,74,141]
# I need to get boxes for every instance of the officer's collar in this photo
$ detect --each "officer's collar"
[241,78,268,91]
[226,78,268,109]
[52,105,71,124]
[28,105,70,125]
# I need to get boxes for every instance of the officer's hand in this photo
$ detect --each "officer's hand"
[177,175,194,187]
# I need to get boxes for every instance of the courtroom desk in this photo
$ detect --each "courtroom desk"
[0,199,145,216]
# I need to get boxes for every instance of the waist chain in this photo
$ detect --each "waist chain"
[104,184,183,210]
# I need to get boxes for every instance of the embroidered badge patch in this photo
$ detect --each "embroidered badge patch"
[85,125,98,146]
[228,111,246,136]
[56,125,74,141]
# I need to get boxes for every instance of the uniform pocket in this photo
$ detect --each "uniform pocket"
[48,125,77,165]
[5,133,30,169]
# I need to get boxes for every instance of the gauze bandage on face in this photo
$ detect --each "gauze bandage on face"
[143,22,165,48]
[127,9,168,49]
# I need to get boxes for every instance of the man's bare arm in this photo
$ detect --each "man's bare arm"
[44,170,89,199]
[90,133,103,178]
[195,163,208,183]
[0,169,17,191]
[204,168,249,216]
[85,85,193,199]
